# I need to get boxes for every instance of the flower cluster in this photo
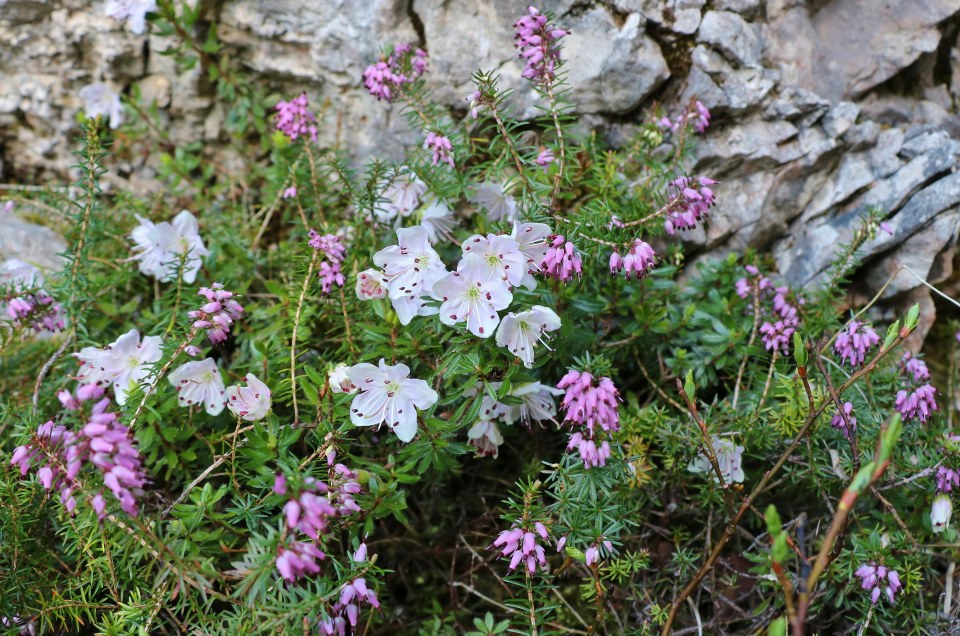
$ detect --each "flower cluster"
[855,562,903,604]
[11,386,147,519]
[275,92,318,143]
[659,100,711,135]
[901,353,930,382]
[309,230,347,294]
[362,43,428,102]
[1,259,65,334]
[129,210,209,283]
[466,381,562,458]
[688,437,746,484]
[834,321,880,367]
[514,6,567,82]
[276,471,363,583]
[188,283,244,344]
[492,522,550,573]
[937,466,959,493]
[663,176,718,234]
[318,544,381,634]
[74,329,162,406]
[895,384,939,424]
[609,239,657,280]
[557,370,620,468]
[830,401,857,438]
[423,131,454,168]
[736,265,802,353]
[541,235,582,282]
[585,539,616,566]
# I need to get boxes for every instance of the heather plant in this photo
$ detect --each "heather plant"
[2,5,960,636]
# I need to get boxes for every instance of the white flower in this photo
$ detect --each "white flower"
[329,364,357,394]
[168,358,226,416]
[495,305,561,368]
[346,359,438,443]
[932,494,953,533]
[355,269,387,300]
[130,210,209,283]
[418,196,457,244]
[391,293,439,326]
[511,221,552,290]
[74,329,163,405]
[470,182,517,223]
[225,373,271,421]
[688,437,745,484]
[376,171,426,221]
[468,420,504,458]
[104,0,157,34]
[502,382,563,425]
[78,83,124,129]
[461,233,526,287]
[432,260,513,338]
[373,226,447,301]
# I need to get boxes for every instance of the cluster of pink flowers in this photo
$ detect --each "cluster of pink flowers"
[855,562,902,604]
[5,290,65,333]
[423,131,454,168]
[318,544,381,635]
[609,239,656,280]
[275,467,362,583]
[188,283,244,344]
[834,321,880,367]
[557,370,620,468]
[536,148,555,169]
[585,539,615,566]
[362,43,428,102]
[492,521,550,573]
[830,401,857,437]
[736,265,802,353]
[901,352,930,383]
[274,92,318,143]
[541,235,582,282]
[514,6,567,82]
[11,385,146,519]
[937,466,959,493]
[663,176,718,234]
[309,230,347,294]
[659,100,711,134]
[895,384,939,424]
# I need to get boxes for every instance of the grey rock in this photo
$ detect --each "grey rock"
[564,10,669,114]
[0,214,67,273]
[711,0,760,18]
[822,101,860,139]
[697,10,763,68]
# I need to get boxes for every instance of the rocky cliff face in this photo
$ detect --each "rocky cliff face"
[3,0,960,338]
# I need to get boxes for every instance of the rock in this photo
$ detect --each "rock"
[697,11,763,68]
[0,214,67,273]
[711,0,760,18]
[822,101,859,139]
[137,74,171,109]
[563,10,669,114]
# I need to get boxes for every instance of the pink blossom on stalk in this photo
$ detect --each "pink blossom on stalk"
[617,239,657,280]
[319,544,382,633]
[1,259,66,334]
[514,6,567,83]
[363,43,428,102]
[557,370,620,434]
[466,90,482,119]
[282,186,297,199]
[937,466,959,493]
[834,321,880,367]
[901,353,930,383]
[536,148,555,169]
[895,384,939,423]
[760,320,795,353]
[276,539,325,582]
[274,93,318,143]
[309,230,347,294]
[688,437,745,484]
[541,235,582,282]
[855,562,902,604]
[188,283,244,344]
[567,432,612,468]
[830,401,857,437]
[273,474,287,495]
[424,131,454,168]
[491,522,550,573]
[663,176,718,234]
[659,100,711,134]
